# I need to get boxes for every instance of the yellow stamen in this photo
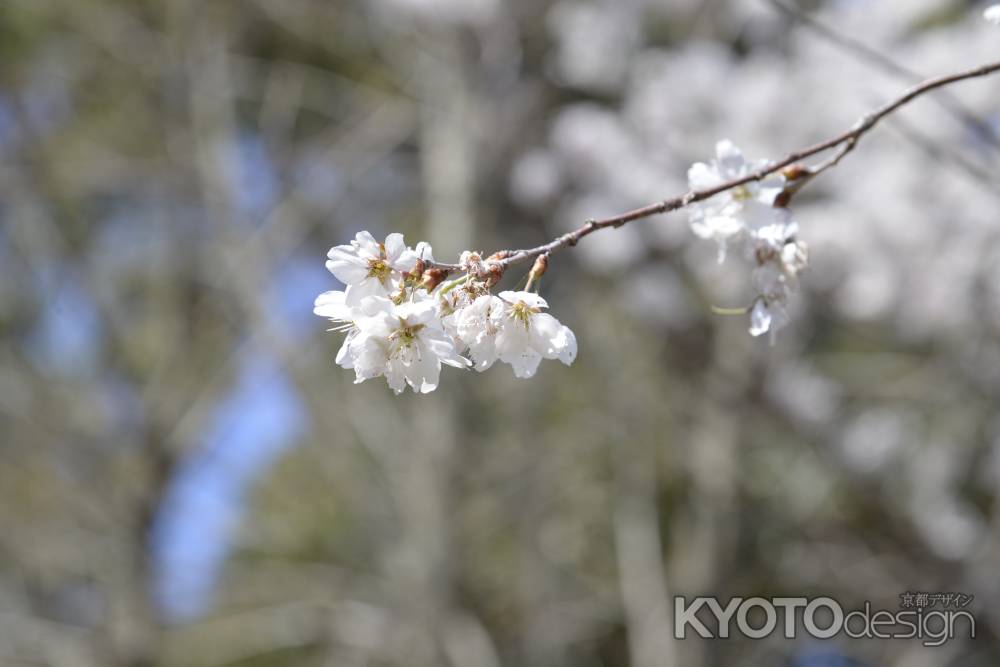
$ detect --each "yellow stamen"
[367,258,391,283]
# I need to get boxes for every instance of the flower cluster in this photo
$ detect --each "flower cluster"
[687,140,809,340]
[315,232,577,394]
[986,5,1000,25]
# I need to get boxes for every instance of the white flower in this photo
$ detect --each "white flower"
[437,278,489,340]
[749,209,809,278]
[346,296,469,394]
[744,209,808,342]
[454,294,506,371]
[317,232,582,392]
[985,4,1000,25]
[491,291,577,378]
[325,232,419,306]
[451,291,577,377]
[688,140,782,262]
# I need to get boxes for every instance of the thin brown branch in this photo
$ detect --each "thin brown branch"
[767,0,1000,153]
[429,58,1000,276]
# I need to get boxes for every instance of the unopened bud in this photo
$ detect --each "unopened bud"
[460,251,485,276]
[773,190,792,208]
[781,164,809,181]
[529,254,549,282]
[483,262,505,287]
[419,268,447,291]
[404,258,426,284]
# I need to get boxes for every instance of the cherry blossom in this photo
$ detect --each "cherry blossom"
[493,291,577,378]
[325,232,419,306]
[745,209,808,341]
[316,235,582,393]
[453,294,505,371]
[346,296,469,394]
[687,140,783,262]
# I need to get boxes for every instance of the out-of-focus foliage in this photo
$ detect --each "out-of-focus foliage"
[0,0,998,666]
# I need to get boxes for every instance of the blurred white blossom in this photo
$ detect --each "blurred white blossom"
[547,2,640,93]
[688,140,783,262]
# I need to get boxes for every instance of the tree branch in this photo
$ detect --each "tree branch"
[766,0,1000,153]
[429,58,1000,276]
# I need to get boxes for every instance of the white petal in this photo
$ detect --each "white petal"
[335,329,358,368]
[422,328,470,368]
[556,326,577,365]
[351,335,388,380]
[528,314,577,366]
[326,243,356,261]
[699,214,744,239]
[740,199,780,234]
[392,249,419,273]
[384,359,407,394]
[314,290,353,320]
[345,277,390,306]
[357,295,394,317]
[496,325,542,378]
[468,337,498,371]
[688,162,720,190]
[395,298,438,325]
[781,241,809,276]
[499,290,548,310]
[325,253,369,285]
[691,214,743,263]
[749,300,772,337]
[383,233,419,273]
[985,5,1000,24]
[753,223,788,250]
[354,309,395,339]
[715,139,746,177]
[410,344,442,393]
[503,346,542,379]
[530,313,562,357]
[415,241,435,263]
[354,231,380,257]
[383,233,407,262]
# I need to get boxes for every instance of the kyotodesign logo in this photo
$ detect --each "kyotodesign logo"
[673,593,975,647]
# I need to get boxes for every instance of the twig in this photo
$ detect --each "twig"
[427,59,1000,276]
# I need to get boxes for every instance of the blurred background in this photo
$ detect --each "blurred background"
[1,0,999,665]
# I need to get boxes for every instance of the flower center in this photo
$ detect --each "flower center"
[389,322,425,348]
[510,301,538,329]
[731,184,752,201]
[367,258,391,283]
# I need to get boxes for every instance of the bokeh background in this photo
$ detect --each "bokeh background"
[1,0,999,665]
